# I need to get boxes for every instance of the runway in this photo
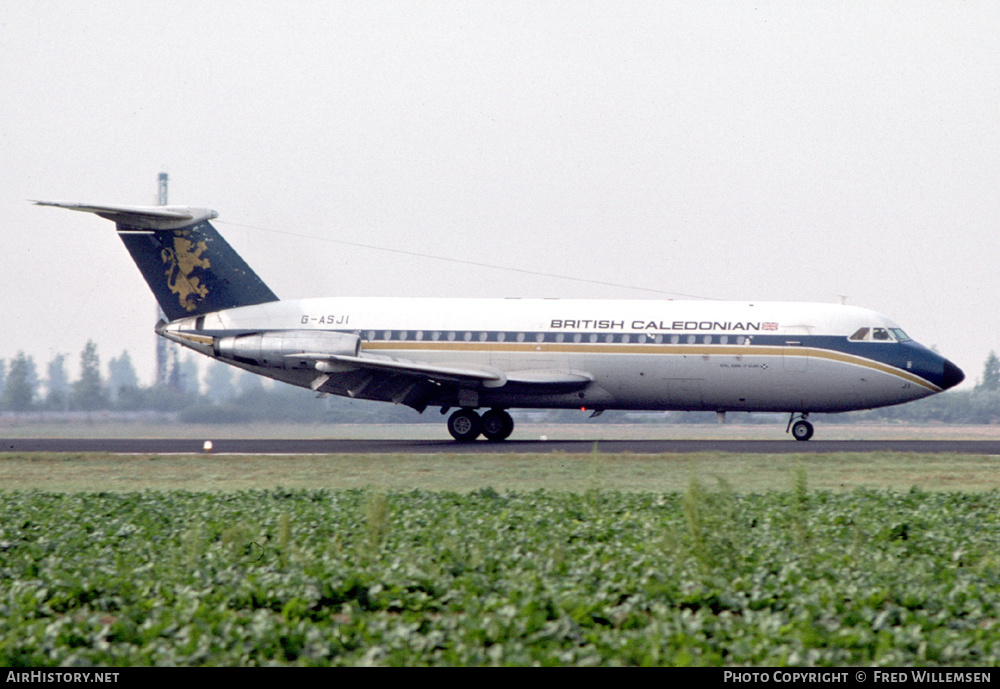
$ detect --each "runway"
[4,438,999,455]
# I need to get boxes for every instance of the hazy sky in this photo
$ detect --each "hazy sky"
[2,1,998,390]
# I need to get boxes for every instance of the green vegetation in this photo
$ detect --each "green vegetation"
[2,451,999,494]
[1,484,999,666]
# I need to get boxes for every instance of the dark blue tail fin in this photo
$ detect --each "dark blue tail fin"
[117,218,279,321]
[35,202,279,321]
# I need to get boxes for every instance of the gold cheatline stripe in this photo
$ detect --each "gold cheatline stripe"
[174,332,215,346]
[362,341,941,392]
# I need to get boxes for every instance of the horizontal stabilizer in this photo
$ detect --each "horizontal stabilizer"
[34,201,218,230]
[35,199,277,320]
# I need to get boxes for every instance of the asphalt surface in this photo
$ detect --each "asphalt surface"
[3,438,999,455]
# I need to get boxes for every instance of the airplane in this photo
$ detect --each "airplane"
[35,200,965,441]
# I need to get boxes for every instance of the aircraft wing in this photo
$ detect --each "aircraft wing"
[301,352,502,384]
[295,352,594,391]
[501,369,595,390]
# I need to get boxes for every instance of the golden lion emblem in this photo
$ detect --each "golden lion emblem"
[161,231,211,312]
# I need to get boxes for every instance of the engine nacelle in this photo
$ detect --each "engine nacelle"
[215,330,361,369]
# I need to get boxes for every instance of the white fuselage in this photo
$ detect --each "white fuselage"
[165,297,950,414]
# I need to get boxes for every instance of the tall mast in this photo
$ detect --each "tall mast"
[155,172,169,386]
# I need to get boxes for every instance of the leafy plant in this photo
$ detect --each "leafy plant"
[1,488,999,665]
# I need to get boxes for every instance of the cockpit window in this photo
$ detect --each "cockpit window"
[849,326,899,343]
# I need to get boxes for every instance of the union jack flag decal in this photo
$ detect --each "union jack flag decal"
[762,322,779,331]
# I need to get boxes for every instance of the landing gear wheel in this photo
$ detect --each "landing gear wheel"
[791,420,814,441]
[481,409,514,441]
[447,408,482,442]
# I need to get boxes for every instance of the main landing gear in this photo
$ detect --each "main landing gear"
[447,408,514,442]
[787,412,814,441]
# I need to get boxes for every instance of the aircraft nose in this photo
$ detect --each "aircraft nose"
[941,359,965,390]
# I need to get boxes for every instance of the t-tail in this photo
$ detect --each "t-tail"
[35,202,279,321]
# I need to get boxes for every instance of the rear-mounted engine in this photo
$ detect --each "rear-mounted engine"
[215,331,361,369]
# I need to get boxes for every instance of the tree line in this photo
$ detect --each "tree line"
[1,342,998,424]
[0,341,428,424]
